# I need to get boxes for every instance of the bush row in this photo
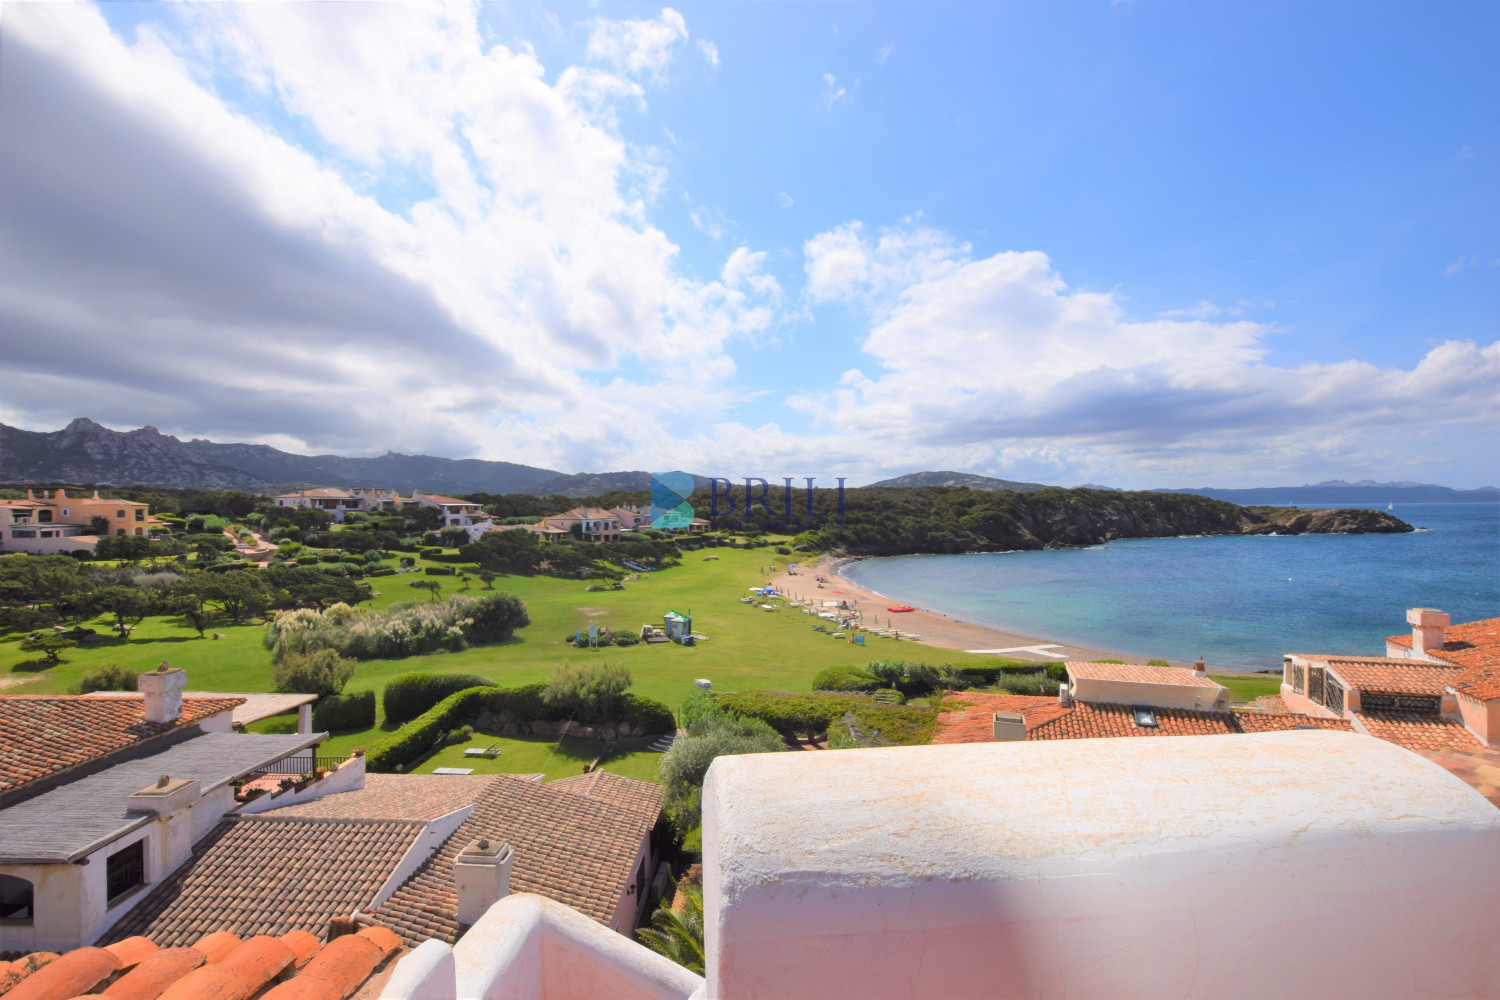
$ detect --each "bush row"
[383,672,496,725]
[313,689,376,731]
[366,681,675,773]
[713,690,938,746]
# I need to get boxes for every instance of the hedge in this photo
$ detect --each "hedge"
[715,690,938,746]
[383,672,497,725]
[368,686,494,772]
[424,566,455,576]
[366,682,676,774]
[313,690,376,731]
[810,665,881,693]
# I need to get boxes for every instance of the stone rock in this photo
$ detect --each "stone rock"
[580,726,596,740]
[531,720,554,737]
[498,710,516,725]
[475,711,498,732]
[501,723,519,737]
[601,728,617,742]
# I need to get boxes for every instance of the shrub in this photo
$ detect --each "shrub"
[1147,658,1171,667]
[622,693,675,735]
[361,550,384,564]
[420,547,443,558]
[996,673,1056,696]
[185,513,228,534]
[341,554,365,565]
[74,663,139,694]
[613,633,640,647]
[263,593,529,661]
[810,665,881,692]
[424,566,455,576]
[657,710,782,827]
[313,689,376,731]
[296,554,321,565]
[367,567,395,577]
[319,553,343,563]
[272,648,355,697]
[775,547,791,555]
[543,661,632,723]
[715,690,938,746]
[675,689,719,729]
[383,672,497,725]
[399,556,416,568]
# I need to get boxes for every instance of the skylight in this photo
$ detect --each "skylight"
[1132,707,1157,728]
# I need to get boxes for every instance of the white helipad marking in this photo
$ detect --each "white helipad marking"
[965,644,1065,656]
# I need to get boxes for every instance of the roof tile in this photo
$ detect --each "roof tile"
[1385,617,1500,700]
[1354,711,1483,753]
[0,695,244,796]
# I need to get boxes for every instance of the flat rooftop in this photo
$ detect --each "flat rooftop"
[1066,661,1223,687]
[0,731,323,863]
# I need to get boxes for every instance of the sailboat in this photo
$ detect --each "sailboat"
[1387,503,1395,511]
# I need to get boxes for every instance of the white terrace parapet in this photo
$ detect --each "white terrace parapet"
[379,893,703,1000]
[702,731,1500,999]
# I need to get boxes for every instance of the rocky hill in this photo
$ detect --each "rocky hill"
[0,418,559,495]
[1243,507,1415,535]
[867,470,1052,492]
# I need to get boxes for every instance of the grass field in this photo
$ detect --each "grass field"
[1209,673,1283,702]
[0,544,1004,781]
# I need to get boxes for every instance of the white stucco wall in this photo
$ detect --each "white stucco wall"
[1069,675,1228,711]
[701,732,1500,1000]
[237,754,367,815]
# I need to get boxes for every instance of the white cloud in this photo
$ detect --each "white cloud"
[0,3,778,465]
[697,39,719,69]
[690,206,731,240]
[777,191,794,209]
[794,219,1500,483]
[876,44,894,65]
[820,72,848,111]
[586,7,689,83]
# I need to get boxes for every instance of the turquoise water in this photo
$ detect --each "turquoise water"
[843,504,1500,672]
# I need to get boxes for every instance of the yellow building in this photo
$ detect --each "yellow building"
[0,489,163,554]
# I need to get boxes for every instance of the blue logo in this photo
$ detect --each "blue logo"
[649,472,696,530]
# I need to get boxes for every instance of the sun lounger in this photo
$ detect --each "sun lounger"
[463,743,501,758]
[434,767,475,775]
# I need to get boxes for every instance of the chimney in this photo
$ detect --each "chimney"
[992,711,1027,742]
[138,663,188,724]
[1058,683,1072,707]
[1193,658,1207,678]
[1407,608,1451,659]
[125,775,200,818]
[454,838,514,924]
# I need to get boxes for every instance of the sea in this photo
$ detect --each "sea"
[842,503,1500,673]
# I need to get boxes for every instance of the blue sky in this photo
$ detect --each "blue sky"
[1,2,1495,486]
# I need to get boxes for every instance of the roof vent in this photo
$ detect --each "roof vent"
[992,711,1027,742]
[1132,707,1158,729]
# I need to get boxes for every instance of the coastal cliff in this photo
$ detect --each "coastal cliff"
[760,486,1413,556]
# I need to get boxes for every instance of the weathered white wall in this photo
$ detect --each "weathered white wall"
[0,861,84,954]
[1070,675,1227,711]
[366,805,474,911]
[701,732,1500,1000]
[237,753,367,815]
[379,893,702,1000]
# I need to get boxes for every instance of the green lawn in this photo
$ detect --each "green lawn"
[1210,672,1282,702]
[413,734,663,783]
[1,544,1003,781]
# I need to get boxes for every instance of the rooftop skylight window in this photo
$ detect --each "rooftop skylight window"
[1132,707,1157,728]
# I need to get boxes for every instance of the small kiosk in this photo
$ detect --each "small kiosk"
[662,609,693,645]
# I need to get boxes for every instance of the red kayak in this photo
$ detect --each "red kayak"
[887,605,916,613]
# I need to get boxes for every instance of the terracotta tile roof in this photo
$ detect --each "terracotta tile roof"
[933,693,1351,744]
[1386,617,1500,701]
[104,816,423,946]
[264,773,500,822]
[546,770,665,823]
[931,694,1070,745]
[276,488,354,500]
[1353,711,1483,754]
[367,772,660,947]
[0,695,244,795]
[1065,661,1222,688]
[1300,656,1464,696]
[0,927,401,999]
[1418,745,1500,810]
[418,494,473,506]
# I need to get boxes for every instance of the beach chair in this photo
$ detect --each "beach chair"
[463,743,501,759]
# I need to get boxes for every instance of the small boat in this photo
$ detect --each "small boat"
[887,605,916,613]
[1387,503,1394,510]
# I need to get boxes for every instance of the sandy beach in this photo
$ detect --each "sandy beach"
[762,556,1156,665]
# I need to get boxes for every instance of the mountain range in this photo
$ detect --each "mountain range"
[1,420,1493,502]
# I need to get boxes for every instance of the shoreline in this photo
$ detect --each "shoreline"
[766,555,1170,667]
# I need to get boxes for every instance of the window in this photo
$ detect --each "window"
[116,510,126,519]
[134,509,144,521]
[60,508,69,516]
[1132,707,1158,728]
[0,875,32,922]
[106,840,145,904]
[116,529,126,536]
[37,509,52,524]
[11,530,35,538]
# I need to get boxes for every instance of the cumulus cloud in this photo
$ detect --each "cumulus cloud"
[0,3,776,463]
[697,39,719,69]
[586,7,689,83]
[793,219,1500,483]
